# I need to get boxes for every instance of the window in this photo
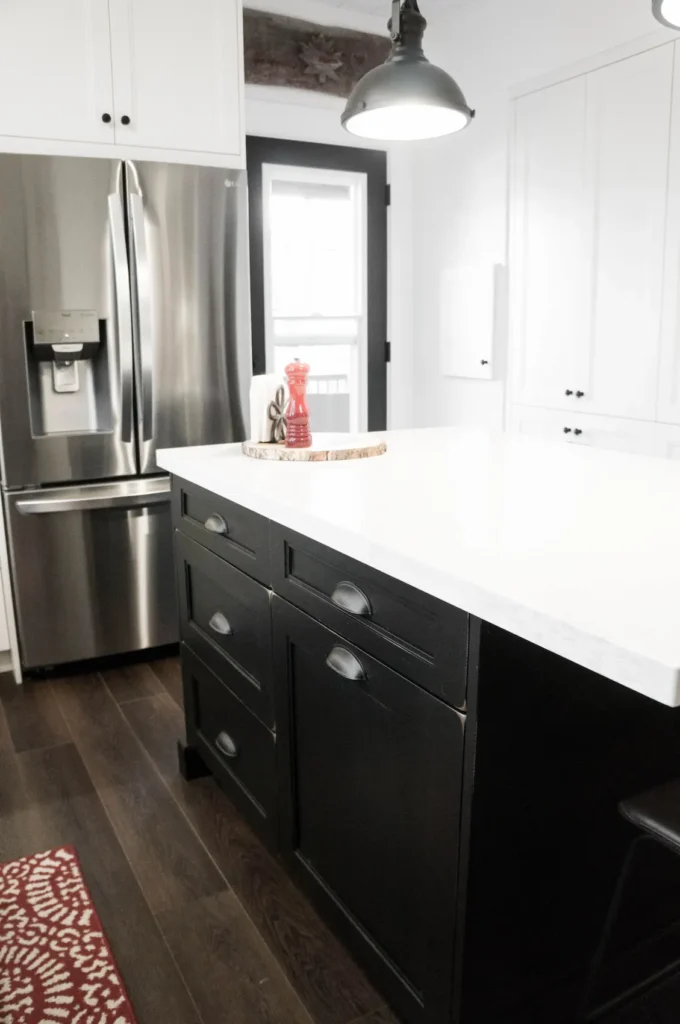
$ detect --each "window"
[262,164,368,433]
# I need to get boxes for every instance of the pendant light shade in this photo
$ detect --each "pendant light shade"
[342,0,474,142]
[653,0,680,27]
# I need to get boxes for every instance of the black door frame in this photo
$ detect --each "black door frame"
[246,136,388,432]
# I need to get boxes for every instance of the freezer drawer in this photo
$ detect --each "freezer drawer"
[6,479,177,669]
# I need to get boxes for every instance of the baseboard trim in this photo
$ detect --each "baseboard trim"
[0,649,14,675]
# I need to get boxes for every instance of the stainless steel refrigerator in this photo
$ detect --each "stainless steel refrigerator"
[0,155,251,670]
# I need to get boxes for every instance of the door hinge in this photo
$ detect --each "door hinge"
[385,341,392,363]
[385,183,391,206]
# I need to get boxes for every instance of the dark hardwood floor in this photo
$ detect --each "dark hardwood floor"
[0,659,393,1024]
[1,659,677,1024]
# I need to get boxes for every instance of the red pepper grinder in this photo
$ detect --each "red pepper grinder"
[285,359,312,449]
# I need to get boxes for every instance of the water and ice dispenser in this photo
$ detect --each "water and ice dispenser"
[26,310,112,435]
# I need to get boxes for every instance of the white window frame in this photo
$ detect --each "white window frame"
[261,162,369,432]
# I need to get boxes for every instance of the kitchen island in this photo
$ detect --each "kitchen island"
[159,427,680,1024]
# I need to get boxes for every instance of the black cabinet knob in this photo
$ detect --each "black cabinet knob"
[121,115,131,126]
[565,389,574,396]
[563,427,572,434]
[481,359,489,366]
[101,113,112,123]
[574,428,583,436]
[576,391,585,398]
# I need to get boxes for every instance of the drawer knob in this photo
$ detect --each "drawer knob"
[215,730,238,760]
[204,513,228,536]
[563,427,572,434]
[576,391,585,398]
[209,612,232,636]
[330,581,372,618]
[574,428,583,436]
[565,389,574,396]
[325,645,367,682]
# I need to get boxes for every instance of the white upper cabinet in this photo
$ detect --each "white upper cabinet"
[583,45,673,421]
[0,0,244,165]
[0,0,114,145]
[108,0,243,158]
[510,77,590,411]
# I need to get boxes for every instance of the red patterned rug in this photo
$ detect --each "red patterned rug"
[0,846,137,1023]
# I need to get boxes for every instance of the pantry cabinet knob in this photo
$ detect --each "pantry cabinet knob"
[101,113,112,123]
[574,428,583,436]
[121,115,131,126]
[576,391,585,398]
[481,359,489,366]
[565,389,574,396]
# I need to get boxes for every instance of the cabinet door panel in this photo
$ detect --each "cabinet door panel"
[584,45,673,420]
[176,532,274,727]
[0,0,114,144]
[511,77,590,410]
[274,597,465,1024]
[109,0,243,156]
[658,43,680,425]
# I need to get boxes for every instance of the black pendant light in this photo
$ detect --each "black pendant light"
[341,0,474,141]
[653,0,680,27]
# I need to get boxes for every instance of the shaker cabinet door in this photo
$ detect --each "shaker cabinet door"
[108,0,244,158]
[583,44,673,421]
[510,75,590,412]
[273,597,466,1024]
[658,42,680,426]
[0,0,114,145]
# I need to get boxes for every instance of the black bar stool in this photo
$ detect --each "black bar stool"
[581,779,680,1021]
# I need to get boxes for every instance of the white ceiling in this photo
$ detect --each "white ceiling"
[322,0,464,14]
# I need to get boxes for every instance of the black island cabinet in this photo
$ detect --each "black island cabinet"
[171,475,680,1024]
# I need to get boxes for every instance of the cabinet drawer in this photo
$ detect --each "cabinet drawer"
[172,477,270,584]
[176,532,273,727]
[270,523,469,709]
[183,645,276,840]
[273,598,464,1024]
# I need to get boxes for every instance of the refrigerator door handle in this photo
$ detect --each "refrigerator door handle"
[108,174,135,445]
[16,482,171,515]
[127,165,154,443]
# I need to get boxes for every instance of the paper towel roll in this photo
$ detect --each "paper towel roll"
[249,374,279,443]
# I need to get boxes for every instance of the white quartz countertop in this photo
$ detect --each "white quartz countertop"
[158,427,680,707]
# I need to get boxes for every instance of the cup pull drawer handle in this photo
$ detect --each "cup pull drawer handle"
[325,646,367,682]
[330,581,372,618]
[204,513,228,536]
[215,730,238,759]
[209,612,232,636]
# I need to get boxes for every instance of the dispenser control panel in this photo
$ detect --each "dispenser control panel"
[32,310,101,394]
[33,309,99,356]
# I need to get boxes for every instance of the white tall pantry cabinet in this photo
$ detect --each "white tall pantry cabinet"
[0,0,245,167]
[510,40,680,455]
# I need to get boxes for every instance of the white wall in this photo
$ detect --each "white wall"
[244,0,414,428]
[412,0,679,429]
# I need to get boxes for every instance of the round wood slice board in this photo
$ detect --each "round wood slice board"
[242,435,387,462]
